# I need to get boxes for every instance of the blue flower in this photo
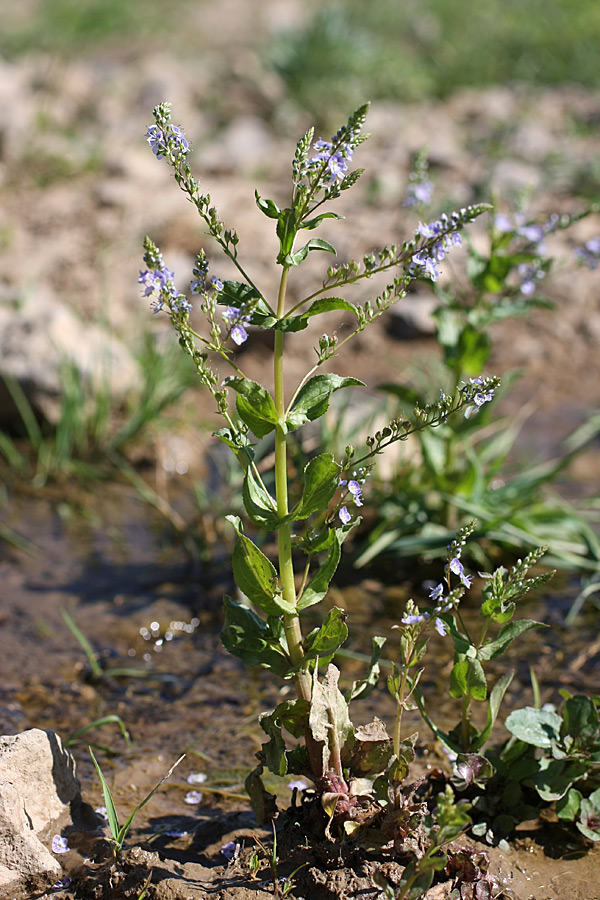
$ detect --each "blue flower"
[429,583,444,602]
[146,122,189,160]
[339,506,352,525]
[223,306,251,345]
[404,179,434,207]
[51,834,69,854]
[347,479,364,507]
[448,557,473,588]
[401,613,425,625]
[435,617,448,637]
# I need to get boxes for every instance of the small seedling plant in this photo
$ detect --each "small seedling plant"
[138,103,597,889]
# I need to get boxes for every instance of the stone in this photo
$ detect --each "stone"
[0,729,81,894]
[386,293,439,339]
[0,289,142,425]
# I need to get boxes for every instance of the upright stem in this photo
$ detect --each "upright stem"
[273,267,312,703]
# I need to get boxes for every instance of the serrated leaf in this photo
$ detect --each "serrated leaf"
[449,656,487,701]
[292,453,341,520]
[478,619,546,660]
[220,280,262,307]
[227,517,294,616]
[221,597,291,677]
[300,607,348,667]
[242,467,279,529]
[286,374,364,430]
[225,377,278,438]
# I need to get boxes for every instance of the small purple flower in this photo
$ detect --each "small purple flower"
[410,251,440,282]
[288,779,308,791]
[517,262,544,295]
[401,613,425,625]
[448,557,473,588]
[211,276,224,292]
[51,834,69,854]
[435,617,448,637]
[339,506,352,525]
[222,306,251,345]
[184,790,203,805]
[429,583,444,602]
[309,138,353,182]
[146,122,189,160]
[221,840,239,860]
[187,772,207,785]
[404,179,434,207]
[347,479,364,507]
[52,877,72,891]
[574,237,600,269]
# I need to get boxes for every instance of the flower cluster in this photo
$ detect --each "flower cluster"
[404,178,434,208]
[146,103,190,162]
[409,217,463,282]
[574,237,600,269]
[139,240,192,315]
[517,262,545,295]
[309,138,354,183]
[223,304,251,345]
[460,376,496,418]
[339,469,367,524]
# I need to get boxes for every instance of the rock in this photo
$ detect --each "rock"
[386,292,439,339]
[0,729,80,895]
[0,289,141,425]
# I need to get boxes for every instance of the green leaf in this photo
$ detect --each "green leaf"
[221,280,262,307]
[252,297,359,334]
[259,699,311,778]
[297,529,342,611]
[227,516,295,616]
[255,190,280,219]
[245,761,278,825]
[562,695,600,748]
[504,706,562,748]
[276,208,299,259]
[292,453,341,520]
[242,467,279,530]
[221,596,291,677]
[286,374,364,430]
[301,211,344,230]
[530,758,587,801]
[449,656,487,701]
[473,670,514,751]
[557,787,583,821]
[301,607,348,667]
[90,748,120,842]
[478,619,546,660]
[224,377,278,438]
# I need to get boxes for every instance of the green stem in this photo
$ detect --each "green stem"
[273,268,311,700]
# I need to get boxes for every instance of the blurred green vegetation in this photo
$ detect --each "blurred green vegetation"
[271,0,600,120]
[3,0,599,124]
[0,0,194,56]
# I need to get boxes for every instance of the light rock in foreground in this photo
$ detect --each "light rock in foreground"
[0,729,80,895]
